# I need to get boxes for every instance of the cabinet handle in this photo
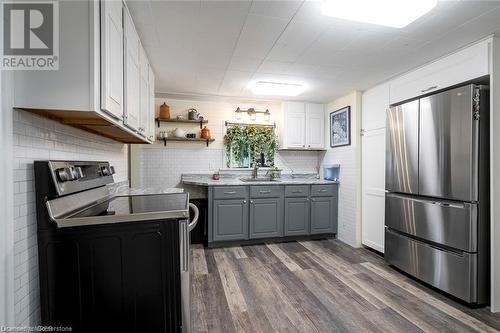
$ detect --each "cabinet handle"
[292,190,302,193]
[259,190,271,194]
[318,189,327,192]
[224,191,236,194]
[302,145,305,148]
[308,145,311,148]
[250,200,254,204]
[243,200,247,204]
[421,85,438,93]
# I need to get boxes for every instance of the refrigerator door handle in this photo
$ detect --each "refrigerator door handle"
[386,193,465,209]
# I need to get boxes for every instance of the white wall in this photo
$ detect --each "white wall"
[324,91,362,248]
[131,98,324,189]
[1,69,16,326]
[10,109,128,326]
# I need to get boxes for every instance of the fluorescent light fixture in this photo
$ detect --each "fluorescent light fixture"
[250,81,305,97]
[321,0,437,28]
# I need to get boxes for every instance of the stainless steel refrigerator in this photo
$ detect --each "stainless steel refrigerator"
[385,84,490,304]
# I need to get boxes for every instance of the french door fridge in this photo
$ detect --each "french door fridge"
[385,84,490,304]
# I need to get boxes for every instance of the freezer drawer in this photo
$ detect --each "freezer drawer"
[385,229,478,303]
[386,100,419,194]
[385,193,477,252]
[419,85,478,201]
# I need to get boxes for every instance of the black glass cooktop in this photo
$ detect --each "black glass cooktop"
[68,193,188,219]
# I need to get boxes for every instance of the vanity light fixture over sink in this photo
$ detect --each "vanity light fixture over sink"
[321,0,437,28]
[249,81,305,97]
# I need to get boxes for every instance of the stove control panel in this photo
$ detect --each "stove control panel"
[56,166,85,182]
[47,161,116,196]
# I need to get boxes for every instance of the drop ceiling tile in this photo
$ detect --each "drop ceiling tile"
[135,24,160,47]
[228,56,262,72]
[126,1,154,26]
[249,0,303,20]
[219,70,254,96]
[197,53,233,70]
[257,60,292,74]
[233,14,289,58]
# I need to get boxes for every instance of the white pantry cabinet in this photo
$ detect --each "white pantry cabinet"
[390,39,490,104]
[123,7,141,131]
[282,102,325,150]
[361,83,390,253]
[13,0,155,144]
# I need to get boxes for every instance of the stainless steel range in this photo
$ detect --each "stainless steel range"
[385,84,490,304]
[34,160,198,332]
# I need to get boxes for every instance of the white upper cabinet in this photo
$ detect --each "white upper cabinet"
[283,102,306,148]
[100,0,124,119]
[139,44,150,137]
[305,103,325,149]
[390,39,490,105]
[13,0,155,144]
[148,66,155,142]
[123,8,140,131]
[282,102,325,150]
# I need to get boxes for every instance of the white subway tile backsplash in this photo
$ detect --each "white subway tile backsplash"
[12,110,128,325]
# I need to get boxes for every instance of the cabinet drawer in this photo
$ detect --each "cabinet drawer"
[285,185,310,197]
[311,185,337,197]
[250,185,283,198]
[213,186,247,199]
[385,229,477,303]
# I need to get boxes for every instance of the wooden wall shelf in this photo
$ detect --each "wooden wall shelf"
[156,118,208,129]
[159,137,215,147]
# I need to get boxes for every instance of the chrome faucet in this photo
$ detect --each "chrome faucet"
[252,164,259,179]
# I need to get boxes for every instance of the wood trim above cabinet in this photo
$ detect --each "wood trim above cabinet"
[15,108,150,144]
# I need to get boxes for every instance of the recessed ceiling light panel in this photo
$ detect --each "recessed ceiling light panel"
[321,0,437,28]
[250,81,305,97]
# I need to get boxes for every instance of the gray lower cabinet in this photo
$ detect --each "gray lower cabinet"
[310,197,337,234]
[249,198,283,239]
[213,199,248,241]
[284,198,310,236]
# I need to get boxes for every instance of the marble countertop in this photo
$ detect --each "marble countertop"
[112,183,185,196]
[181,174,339,186]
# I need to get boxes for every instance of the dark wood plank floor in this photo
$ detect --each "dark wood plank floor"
[191,239,500,333]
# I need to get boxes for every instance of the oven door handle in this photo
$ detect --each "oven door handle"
[188,203,199,232]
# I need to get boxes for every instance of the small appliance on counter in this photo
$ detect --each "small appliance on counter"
[322,164,340,181]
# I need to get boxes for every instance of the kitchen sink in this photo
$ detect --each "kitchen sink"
[239,177,281,182]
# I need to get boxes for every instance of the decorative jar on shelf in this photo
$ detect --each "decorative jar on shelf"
[159,102,170,119]
[200,126,211,140]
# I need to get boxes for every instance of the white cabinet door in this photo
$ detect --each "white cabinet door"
[147,66,155,142]
[123,8,140,131]
[100,0,123,119]
[361,83,390,253]
[139,45,149,137]
[283,102,305,148]
[389,39,489,104]
[361,128,386,253]
[305,103,324,149]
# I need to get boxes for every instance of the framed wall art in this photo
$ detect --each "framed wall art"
[330,106,351,148]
